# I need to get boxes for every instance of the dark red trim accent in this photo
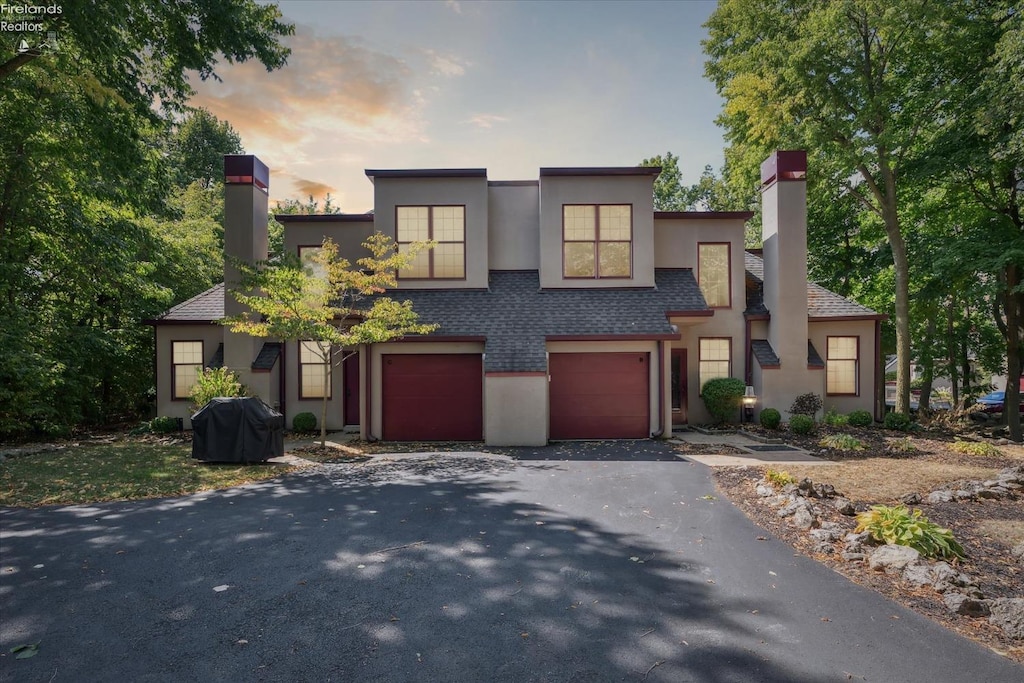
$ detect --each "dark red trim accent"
[546,333,679,342]
[275,214,374,223]
[825,335,860,397]
[655,211,755,220]
[874,319,883,422]
[671,347,688,425]
[760,150,807,186]
[392,335,487,343]
[743,313,770,321]
[697,242,732,309]
[666,310,714,318]
[485,371,547,377]
[145,319,220,326]
[224,155,269,192]
[364,346,372,440]
[540,167,661,177]
[808,365,824,371]
[744,317,752,385]
[809,314,888,322]
[657,340,665,436]
[488,180,538,187]
[365,168,487,179]
[759,364,781,370]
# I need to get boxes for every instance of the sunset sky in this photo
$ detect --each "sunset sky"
[191,0,724,212]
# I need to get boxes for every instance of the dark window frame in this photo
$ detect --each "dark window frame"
[826,335,860,396]
[561,203,634,279]
[697,241,732,308]
[395,205,467,281]
[698,336,732,395]
[171,340,204,401]
[298,340,333,400]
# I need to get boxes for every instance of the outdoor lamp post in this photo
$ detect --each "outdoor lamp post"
[742,386,757,424]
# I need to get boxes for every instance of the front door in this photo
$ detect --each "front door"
[343,351,360,426]
[671,348,687,425]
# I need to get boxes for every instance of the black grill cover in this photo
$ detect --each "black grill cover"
[191,397,284,463]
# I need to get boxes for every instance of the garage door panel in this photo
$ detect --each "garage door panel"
[382,354,482,441]
[549,352,649,439]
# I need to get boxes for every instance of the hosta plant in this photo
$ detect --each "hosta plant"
[765,468,797,489]
[855,505,965,560]
[950,440,1002,457]
[819,434,865,451]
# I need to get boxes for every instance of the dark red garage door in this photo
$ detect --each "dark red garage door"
[549,352,650,439]
[382,354,482,441]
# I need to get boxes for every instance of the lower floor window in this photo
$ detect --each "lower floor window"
[827,336,859,395]
[172,341,203,399]
[299,340,332,398]
[699,337,731,393]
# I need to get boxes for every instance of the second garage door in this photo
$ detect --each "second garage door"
[549,352,650,439]
[382,354,482,441]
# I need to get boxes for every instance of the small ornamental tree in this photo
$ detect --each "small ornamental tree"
[224,233,438,446]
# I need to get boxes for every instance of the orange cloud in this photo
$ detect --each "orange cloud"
[190,25,425,149]
[293,178,336,199]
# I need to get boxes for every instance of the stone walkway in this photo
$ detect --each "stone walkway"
[670,429,830,467]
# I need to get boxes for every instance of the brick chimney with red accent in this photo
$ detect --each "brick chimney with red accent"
[223,155,270,391]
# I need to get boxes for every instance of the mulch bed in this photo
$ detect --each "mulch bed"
[714,464,1024,663]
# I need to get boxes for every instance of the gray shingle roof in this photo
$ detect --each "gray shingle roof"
[388,269,710,372]
[252,342,281,371]
[744,252,880,319]
[153,283,225,323]
[751,340,780,368]
[807,340,825,369]
[209,343,224,369]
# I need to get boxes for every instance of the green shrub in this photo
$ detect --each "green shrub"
[759,408,782,430]
[855,505,965,560]
[189,367,248,411]
[701,377,746,424]
[848,410,873,427]
[765,468,797,488]
[884,411,912,431]
[788,414,815,435]
[823,408,849,427]
[150,416,180,433]
[819,434,865,451]
[292,412,317,432]
[950,440,1002,457]
[886,437,917,454]
[788,392,822,417]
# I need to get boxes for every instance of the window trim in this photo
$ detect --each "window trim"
[698,337,732,395]
[298,340,333,400]
[171,340,204,401]
[826,335,860,396]
[561,203,634,279]
[395,205,467,281]
[697,241,732,309]
[297,244,327,280]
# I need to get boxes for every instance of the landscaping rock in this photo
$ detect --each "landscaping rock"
[929,562,963,593]
[811,483,837,499]
[987,598,1024,640]
[809,528,842,543]
[814,542,835,555]
[832,497,856,515]
[755,483,775,498]
[944,592,991,618]
[900,492,922,505]
[997,466,1024,486]
[868,545,921,573]
[927,490,954,504]
[843,531,871,554]
[953,489,976,501]
[1012,543,1024,562]
[842,551,866,562]
[791,505,819,530]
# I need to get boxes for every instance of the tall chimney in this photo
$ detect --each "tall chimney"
[223,155,270,386]
[760,150,808,375]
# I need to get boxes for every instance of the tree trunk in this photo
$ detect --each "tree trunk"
[320,348,331,447]
[947,299,959,406]
[881,170,911,415]
[1006,266,1022,442]
[918,314,935,411]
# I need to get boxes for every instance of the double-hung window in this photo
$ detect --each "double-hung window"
[397,206,465,279]
[698,243,731,307]
[171,341,203,400]
[563,204,632,278]
[698,337,731,393]
[826,336,859,395]
[299,340,332,399]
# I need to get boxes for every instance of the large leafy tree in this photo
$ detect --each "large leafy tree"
[0,2,293,435]
[167,108,244,191]
[704,0,986,414]
[225,234,438,446]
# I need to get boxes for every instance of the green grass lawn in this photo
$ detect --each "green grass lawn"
[0,442,296,508]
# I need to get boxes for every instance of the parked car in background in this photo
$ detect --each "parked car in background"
[976,391,1024,415]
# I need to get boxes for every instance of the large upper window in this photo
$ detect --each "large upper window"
[397,206,465,279]
[826,336,859,395]
[299,340,332,399]
[171,341,203,400]
[563,204,632,278]
[698,243,731,308]
[698,337,731,393]
[298,245,326,280]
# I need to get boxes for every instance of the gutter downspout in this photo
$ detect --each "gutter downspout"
[278,341,286,423]
[364,344,375,441]
[744,316,753,386]
[874,319,883,422]
[652,341,665,438]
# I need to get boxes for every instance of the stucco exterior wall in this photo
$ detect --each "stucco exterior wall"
[282,220,375,262]
[282,340,348,432]
[761,178,809,374]
[810,319,877,416]
[545,340,664,435]
[652,217,748,304]
[487,182,540,270]
[154,324,226,428]
[367,341,486,440]
[668,319,745,425]
[484,374,548,446]
[372,177,489,289]
[538,175,656,288]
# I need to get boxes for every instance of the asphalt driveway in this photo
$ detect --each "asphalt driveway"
[1,441,1019,682]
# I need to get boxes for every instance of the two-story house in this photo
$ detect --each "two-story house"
[148,150,884,446]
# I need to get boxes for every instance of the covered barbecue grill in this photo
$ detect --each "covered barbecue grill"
[191,397,284,463]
